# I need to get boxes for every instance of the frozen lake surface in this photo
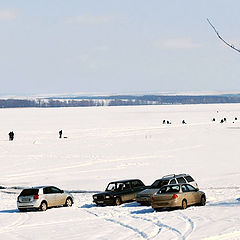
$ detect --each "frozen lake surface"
[0,104,240,239]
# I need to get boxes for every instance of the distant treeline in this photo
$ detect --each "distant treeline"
[1,95,240,108]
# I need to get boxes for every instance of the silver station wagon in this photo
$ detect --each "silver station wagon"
[17,186,74,212]
[136,174,198,205]
[151,184,206,211]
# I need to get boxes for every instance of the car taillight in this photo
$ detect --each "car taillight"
[150,196,154,201]
[172,194,178,199]
[33,195,39,200]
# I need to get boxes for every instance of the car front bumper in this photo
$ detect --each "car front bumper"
[93,198,115,206]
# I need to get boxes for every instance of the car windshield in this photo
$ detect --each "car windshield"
[158,185,180,194]
[151,180,169,188]
[20,189,39,196]
[106,182,126,192]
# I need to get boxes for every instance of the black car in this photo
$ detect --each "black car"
[93,179,146,206]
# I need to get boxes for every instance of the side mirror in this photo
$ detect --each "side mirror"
[60,190,64,193]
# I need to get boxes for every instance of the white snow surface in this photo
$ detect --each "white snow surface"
[0,104,240,239]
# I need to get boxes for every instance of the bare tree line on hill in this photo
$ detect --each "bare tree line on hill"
[0,95,240,108]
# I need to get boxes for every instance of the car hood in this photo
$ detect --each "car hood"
[137,188,159,196]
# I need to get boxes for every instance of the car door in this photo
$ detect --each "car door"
[186,184,200,204]
[120,182,134,202]
[131,180,145,199]
[43,187,56,207]
[49,187,65,206]
[181,184,193,204]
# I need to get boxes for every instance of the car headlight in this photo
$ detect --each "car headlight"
[105,196,110,199]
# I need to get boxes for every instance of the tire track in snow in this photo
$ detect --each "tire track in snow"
[130,214,181,239]
[84,205,185,240]
[111,208,163,239]
[177,213,195,239]
[85,209,149,239]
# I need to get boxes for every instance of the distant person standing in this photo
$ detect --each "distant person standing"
[59,130,63,139]
[9,131,14,141]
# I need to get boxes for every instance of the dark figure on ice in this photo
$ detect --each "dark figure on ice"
[182,120,186,124]
[9,131,14,141]
[235,117,238,121]
[166,120,171,124]
[163,120,166,124]
[212,118,215,122]
[59,130,63,139]
[223,118,226,122]
[220,119,224,123]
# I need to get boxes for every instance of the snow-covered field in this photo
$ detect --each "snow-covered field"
[0,104,240,240]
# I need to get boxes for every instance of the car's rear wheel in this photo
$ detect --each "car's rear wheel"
[40,201,47,211]
[200,195,206,206]
[65,197,73,207]
[181,200,187,210]
[115,197,121,206]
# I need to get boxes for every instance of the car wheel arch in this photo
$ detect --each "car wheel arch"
[65,197,73,207]
[40,200,48,211]
[181,199,187,209]
[115,197,122,206]
[200,194,206,206]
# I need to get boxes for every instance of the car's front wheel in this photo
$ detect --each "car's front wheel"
[40,201,48,211]
[115,197,121,206]
[65,197,73,207]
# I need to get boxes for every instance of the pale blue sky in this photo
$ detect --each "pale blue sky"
[0,0,240,95]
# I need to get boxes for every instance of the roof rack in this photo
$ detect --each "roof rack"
[162,174,175,179]
[162,173,187,179]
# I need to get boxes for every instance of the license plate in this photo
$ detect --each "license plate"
[97,201,104,203]
[22,197,31,202]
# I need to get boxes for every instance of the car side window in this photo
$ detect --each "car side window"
[182,185,189,192]
[185,176,194,183]
[158,185,180,194]
[177,177,186,184]
[186,184,196,192]
[131,180,144,188]
[49,187,62,194]
[138,180,144,186]
[116,183,124,191]
[170,179,176,184]
[43,187,50,194]
[123,182,131,190]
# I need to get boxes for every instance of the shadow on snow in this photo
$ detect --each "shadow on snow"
[208,198,240,207]
[0,209,22,213]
